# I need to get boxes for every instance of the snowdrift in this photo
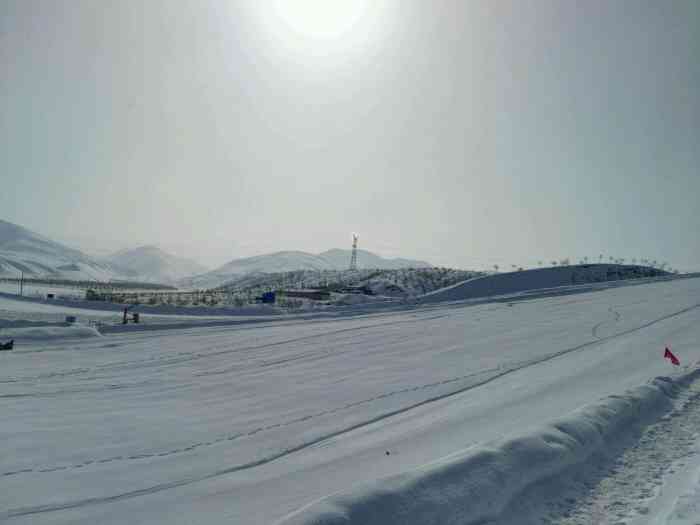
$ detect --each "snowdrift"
[279,368,700,525]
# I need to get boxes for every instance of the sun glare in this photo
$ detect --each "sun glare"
[272,0,374,40]
[255,0,394,61]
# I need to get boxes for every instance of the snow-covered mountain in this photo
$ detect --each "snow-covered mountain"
[317,249,431,271]
[0,219,121,281]
[181,249,431,289]
[215,251,333,275]
[107,246,208,284]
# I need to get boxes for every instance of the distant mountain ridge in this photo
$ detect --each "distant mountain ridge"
[181,249,432,289]
[107,245,208,284]
[318,249,431,271]
[0,219,432,288]
[0,219,121,281]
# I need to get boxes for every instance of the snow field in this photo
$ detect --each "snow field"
[1,277,700,524]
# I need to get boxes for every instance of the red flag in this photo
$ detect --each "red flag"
[664,347,680,366]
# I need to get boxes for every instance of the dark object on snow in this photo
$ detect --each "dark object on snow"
[122,305,140,324]
[0,340,14,351]
[255,291,276,304]
[337,285,374,296]
[282,290,331,301]
[385,450,390,456]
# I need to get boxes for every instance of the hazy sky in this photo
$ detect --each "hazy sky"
[2,1,699,270]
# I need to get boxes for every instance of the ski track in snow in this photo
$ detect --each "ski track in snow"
[0,313,449,384]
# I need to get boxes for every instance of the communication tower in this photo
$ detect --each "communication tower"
[349,234,359,271]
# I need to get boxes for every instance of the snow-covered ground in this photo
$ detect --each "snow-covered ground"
[2,277,700,524]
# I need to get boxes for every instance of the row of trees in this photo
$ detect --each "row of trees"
[217,267,483,300]
[492,257,679,274]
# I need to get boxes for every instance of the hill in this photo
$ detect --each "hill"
[217,267,480,299]
[0,219,121,281]
[317,249,431,271]
[419,264,670,303]
[107,246,208,284]
[181,249,431,289]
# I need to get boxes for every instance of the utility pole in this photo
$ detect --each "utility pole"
[19,271,24,296]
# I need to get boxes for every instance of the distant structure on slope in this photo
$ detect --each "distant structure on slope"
[349,234,359,271]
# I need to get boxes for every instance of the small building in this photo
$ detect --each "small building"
[336,285,374,296]
[282,290,331,301]
[255,291,276,304]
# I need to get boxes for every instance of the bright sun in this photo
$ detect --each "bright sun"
[255,0,394,61]
[271,0,372,40]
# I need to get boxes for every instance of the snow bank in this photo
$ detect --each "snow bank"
[0,318,57,329]
[279,369,700,525]
[0,323,102,342]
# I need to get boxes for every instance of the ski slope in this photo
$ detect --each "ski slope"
[2,277,700,524]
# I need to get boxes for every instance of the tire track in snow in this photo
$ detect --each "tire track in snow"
[591,306,622,339]
[3,303,699,519]
[0,380,156,399]
[0,313,449,385]
[1,364,503,478]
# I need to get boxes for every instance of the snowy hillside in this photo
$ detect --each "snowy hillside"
[218,267,481,299]
[182,249,431,289]
[108,245,208,284]
[317,249,430,271]
[421,263,670,303]
[0,219,122,281]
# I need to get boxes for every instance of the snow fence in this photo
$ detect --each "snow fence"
[279,368,700,525]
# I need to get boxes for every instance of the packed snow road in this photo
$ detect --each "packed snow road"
[2,277,700,524]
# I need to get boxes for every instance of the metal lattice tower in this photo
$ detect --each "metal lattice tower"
[349,234,359,271]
